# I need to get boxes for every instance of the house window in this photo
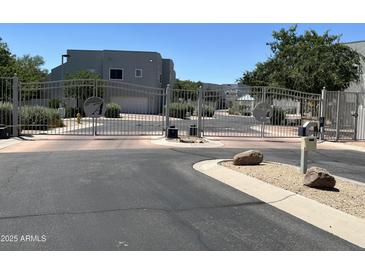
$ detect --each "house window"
[109,68,124,80]
[135,69,143,78]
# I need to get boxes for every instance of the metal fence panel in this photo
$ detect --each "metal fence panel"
[323,90,360,140]
[96,80,165,136]
[2,77,328,139]
[168,88,200,136]
[19,79,96,135]
[0,77,14,130]
[202,86,320,138]
[17,79,166,136]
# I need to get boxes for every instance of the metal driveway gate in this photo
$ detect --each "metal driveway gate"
[2,77,323,138]
[201,86,321,138]
[323,90,365,140]
[1,77,166,136]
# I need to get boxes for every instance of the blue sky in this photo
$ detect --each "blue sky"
[1,23,365,84]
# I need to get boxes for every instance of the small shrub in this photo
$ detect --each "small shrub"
[20,105,64,130]
[0,102,13,125]
[270,107,286,125]
[228,103,251,116]
[185,103,195,116]
[64,107,85,118]
[169,103,190,119]
[48,98,62,109]
[105,103,121,118]
[203,105,215,117]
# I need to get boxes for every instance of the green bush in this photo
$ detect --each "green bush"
[48,98,62,109]
[228,104,251,116]
[169,103,198,118]
[0,102,13,125]
[65,107,77,118]
[270,107,286,125]
[105,103,121,118]
[203,105,215,117]
[1,103,64,130]
[20,105,64,130]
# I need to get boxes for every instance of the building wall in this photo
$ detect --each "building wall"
[49,49,175,89]
[345,41,365,92]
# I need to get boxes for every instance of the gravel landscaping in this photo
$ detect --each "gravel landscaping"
[220,161,365,219]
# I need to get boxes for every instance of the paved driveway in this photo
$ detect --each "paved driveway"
[0,140,362,250]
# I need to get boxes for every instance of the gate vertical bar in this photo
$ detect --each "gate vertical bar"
[353,92,359,141]
[197,87,203,138]
[93,79,96,136]
[12,76,19,137]
[164,84,170,137]
[261,87,266,138]
[319,87,326,141]
[335,90,341,141]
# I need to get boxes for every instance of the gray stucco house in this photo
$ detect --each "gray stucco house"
[48,49,176,114]
[344,40,365,92]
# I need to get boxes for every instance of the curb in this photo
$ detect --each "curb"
[193,159,365,248]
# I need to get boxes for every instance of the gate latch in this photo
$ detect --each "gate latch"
[351,111,359,118]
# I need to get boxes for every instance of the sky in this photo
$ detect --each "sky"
[1,23,365,84]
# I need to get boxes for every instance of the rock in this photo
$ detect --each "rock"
[233,150,263,166]
[304,166,336,189]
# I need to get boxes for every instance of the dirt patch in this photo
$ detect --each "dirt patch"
[220,161,365,219]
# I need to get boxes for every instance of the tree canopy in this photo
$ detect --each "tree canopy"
[173,79,202,90]
[65,70,101,80]
[0,37,48,82]
[239,25,364,94]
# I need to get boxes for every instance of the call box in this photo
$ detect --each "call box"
[301,136,317,151]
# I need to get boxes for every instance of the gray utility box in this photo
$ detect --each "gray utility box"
[0,124,10,139]
[189,124,197,136]
[167,126,178,139]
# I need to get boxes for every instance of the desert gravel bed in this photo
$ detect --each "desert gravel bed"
[220,161,365,219]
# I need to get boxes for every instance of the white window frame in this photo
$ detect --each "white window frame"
[135,68,143,78]
[109,68,124,80]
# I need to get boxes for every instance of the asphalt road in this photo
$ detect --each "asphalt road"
[0,146,363,250]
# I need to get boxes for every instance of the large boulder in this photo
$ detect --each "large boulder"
[304,166,336,189]
[233,150,263,166]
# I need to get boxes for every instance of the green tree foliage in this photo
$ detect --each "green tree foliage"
[64,71,103,114]
[15,55,48,82]
[65,70,102,81]
[172,79,203,101]
[173,79,203,90]
[0,38,15,77]
[239,25,364,94]
[0,38,48,81]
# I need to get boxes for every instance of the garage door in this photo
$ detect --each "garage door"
[111,96,149,114]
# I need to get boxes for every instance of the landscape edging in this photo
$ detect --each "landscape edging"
[193,159,365,248]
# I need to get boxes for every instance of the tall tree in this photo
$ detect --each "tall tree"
[0,37,48,81]
[15,55,48,82]
[239,25,364,94]
[0,38,16,77]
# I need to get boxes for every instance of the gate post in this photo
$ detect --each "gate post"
[12,76,19,137]
[319,87,326,141]
[197,87,203,138]
[164,84,171,137]
[335,90,341,141]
